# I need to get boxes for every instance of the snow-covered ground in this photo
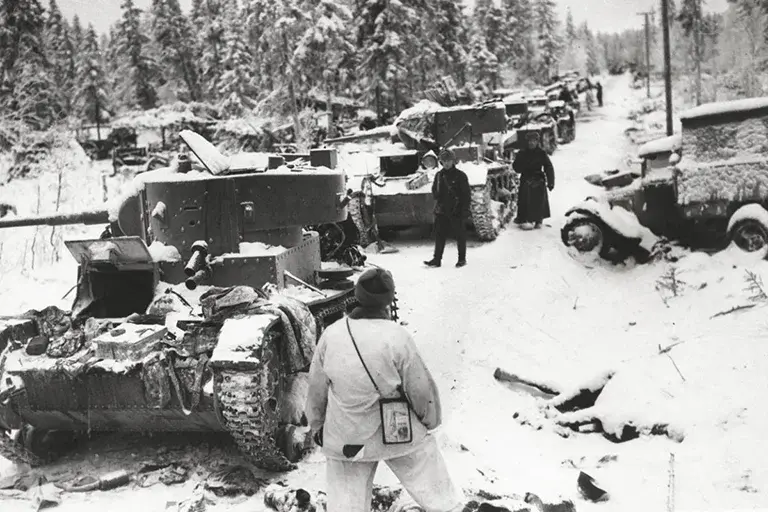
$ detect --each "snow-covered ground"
[2,74,768,511]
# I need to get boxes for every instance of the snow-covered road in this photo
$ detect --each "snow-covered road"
[2,74,768,512]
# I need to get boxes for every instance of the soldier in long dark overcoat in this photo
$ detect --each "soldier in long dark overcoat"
[513,132,555,229]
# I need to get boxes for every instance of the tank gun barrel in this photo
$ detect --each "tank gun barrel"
[0,209,109,229]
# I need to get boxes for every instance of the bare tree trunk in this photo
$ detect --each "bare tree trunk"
[283,31,302,149]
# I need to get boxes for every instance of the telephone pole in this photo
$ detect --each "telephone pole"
[638,12,652,98]
[661,0,674,135]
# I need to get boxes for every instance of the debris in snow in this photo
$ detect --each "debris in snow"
[710,303,757,319]
[148,241,181,263]
[493,367,560,396]
[744,268,768,302]
[576,471,609,502]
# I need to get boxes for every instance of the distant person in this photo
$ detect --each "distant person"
[513,132,555,229]
[585,86,594,111]
[558,86,573,104]
[596,82,603,107]
[424,149,471,268]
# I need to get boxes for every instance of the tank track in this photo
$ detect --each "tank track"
[213,293,358,472]
[347,196,374,247]
[470,176,515,242]
[312,293,359,331]
[0,430,43,467]
[215,366,295,472]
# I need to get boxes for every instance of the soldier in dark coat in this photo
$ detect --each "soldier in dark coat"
[596,81,603,107]
[424,149,471,268]
[513,132,555,229]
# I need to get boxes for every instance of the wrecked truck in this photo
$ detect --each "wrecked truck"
[562,97,768,262]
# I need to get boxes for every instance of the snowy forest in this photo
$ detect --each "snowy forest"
[0,0,767,134]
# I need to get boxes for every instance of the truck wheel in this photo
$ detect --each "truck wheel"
[729,219,768,253]
[562,217,605,254]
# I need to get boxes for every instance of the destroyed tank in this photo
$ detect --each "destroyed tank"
[501,97,559,156]
[0,131,381,471]
[328,101,518,243]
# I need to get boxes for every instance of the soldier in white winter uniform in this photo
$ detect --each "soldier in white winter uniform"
[305,268,464,512]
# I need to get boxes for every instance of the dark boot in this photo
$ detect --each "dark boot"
[455,260,466,268]
[424,259,441,267]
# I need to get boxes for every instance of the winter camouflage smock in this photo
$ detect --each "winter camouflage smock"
[305,317,442,462]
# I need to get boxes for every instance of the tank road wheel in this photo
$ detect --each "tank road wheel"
[562,217,606,257]
[0,429,44,467]
[470,179,501,242]
[730,219,768,253]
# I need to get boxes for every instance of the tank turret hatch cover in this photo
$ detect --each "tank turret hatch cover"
[179,129,229,175]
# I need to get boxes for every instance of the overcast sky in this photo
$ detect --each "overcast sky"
[59,0,730,36]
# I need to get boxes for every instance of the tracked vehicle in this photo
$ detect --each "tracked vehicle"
[327,101,518,243]
[0,131,385,471]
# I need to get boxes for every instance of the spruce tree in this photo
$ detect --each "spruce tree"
[115,0,158,109]
[468,30,500,90]
[217,1,256,116]
[534,0,561,82]
[75,26,109,126]
[70,14,84,52]
[432,0,469,84]
[150,0,201,101]
[44,0,76,114]
[356,0,415,114]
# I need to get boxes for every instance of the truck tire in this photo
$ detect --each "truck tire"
[729,218,768,253]
[561,216,606,255]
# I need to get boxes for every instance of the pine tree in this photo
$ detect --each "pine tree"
[534,0,561,82]
[75,26,109,125]
[115,0,158,109]
[44,0,76,114]
[150,0,201,101]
